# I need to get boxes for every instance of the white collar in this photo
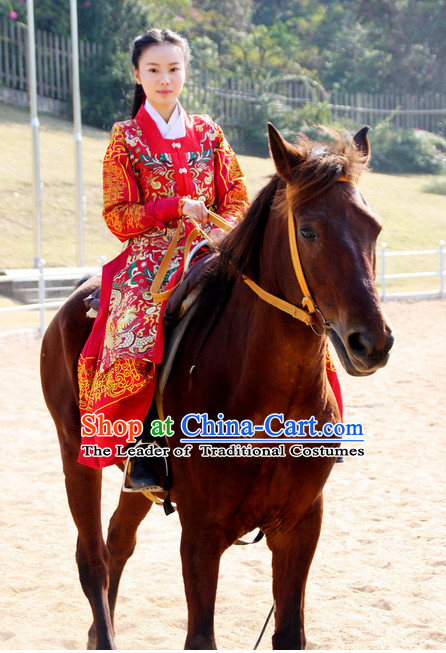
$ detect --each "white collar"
[144,99,186,139]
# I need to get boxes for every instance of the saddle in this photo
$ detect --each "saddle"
[163,252,214,328]
[158,252,217,395]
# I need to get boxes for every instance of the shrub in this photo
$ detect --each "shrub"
[423,177,446,195]
[368,124,446,174]
[79,50,132,130]
[238,87,331,156]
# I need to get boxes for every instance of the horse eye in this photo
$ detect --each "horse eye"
[300,227,318,240]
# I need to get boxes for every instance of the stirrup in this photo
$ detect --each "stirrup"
[122,441,169,495]
[122,456,164,493]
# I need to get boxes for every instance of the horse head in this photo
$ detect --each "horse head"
[268,123,394,376]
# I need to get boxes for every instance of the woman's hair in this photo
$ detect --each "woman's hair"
[130,28,190,118]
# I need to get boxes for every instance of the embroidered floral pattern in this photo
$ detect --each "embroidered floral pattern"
[79,354,154,413]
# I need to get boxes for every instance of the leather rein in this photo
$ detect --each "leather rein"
[150,175,356,335]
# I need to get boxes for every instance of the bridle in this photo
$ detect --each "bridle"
[150,175,356,336]
[241,175,356,335]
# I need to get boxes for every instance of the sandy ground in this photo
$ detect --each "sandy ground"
[0,300,445,651]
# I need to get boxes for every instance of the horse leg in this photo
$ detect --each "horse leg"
[180,522,227,649]
[61,451,115,650]
[105,490,153,628]
[267,496,323,650]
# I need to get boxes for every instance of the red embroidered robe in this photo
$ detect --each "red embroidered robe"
[77,106,249,468]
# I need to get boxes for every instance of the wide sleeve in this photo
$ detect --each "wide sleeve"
[213,123,249,230]
[102,125,182,242]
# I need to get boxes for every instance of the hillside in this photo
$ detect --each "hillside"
[0,101,444,272]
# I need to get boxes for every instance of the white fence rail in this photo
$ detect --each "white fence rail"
[0,245,444,337]
[0,264,101,337]
[377,241,445,300]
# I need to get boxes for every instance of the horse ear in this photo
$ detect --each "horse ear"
[268,122,302,181]
[353,126,371,163]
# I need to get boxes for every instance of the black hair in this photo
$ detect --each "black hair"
[130,28,190,118]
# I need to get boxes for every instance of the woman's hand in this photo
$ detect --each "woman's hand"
[209,228,226,247]
[181,199,208,226]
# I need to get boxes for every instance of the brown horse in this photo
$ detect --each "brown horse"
[40,124,393,650]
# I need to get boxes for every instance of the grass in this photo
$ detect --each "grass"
[0,100,445,332]
[0,101,276,269]
[357,170,445,295]
[423,176,446,196]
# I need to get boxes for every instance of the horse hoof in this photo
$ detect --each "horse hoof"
[86,624,96,650]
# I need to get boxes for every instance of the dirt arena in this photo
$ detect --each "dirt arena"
[0,299,445,650]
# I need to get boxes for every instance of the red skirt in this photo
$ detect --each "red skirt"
[77,250,161,469]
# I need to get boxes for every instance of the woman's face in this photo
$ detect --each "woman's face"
[134,42,186,121]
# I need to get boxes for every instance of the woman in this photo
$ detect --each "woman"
[77,28,249,487]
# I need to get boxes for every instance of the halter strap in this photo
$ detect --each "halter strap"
[242,275,313,325]
[337,174,356,185]
[287,204,315,313]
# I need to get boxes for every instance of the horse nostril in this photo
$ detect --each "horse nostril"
[385,330,395,354]
[347,331,373,357]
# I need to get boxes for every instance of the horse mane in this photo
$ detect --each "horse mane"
[195,129,366,314]
[194,175,281,320]
[284,129,367,209]
[220,174,281,283]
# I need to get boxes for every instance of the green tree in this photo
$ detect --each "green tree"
[318,22,392,93]
[349,0,446,93]
[4,0,446,131]
[189,35,219,71]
